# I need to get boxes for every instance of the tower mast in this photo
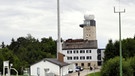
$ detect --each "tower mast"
[114,6,125,76]
[57,0,61,59]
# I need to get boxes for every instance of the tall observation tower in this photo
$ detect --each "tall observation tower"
[80,13,96,40]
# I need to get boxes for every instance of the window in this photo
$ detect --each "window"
[75,63,78,66]
[86,50,88,53]
[74,56,78,60]
[86,56,92,60]
[97,49,101,53]
[83,50,85,53]
[67,57,72,60]
[73,50,79,54]
[80,56,85,60]
[90,56,92,59]
[98,55,101,60]
[88,63,91,67]
[83,56,85,59]
[74,50,75,53]
[81,63,84,67]
[89,50,91,53]
[67,51,69,54]
[77,50,78,53]
[80,50,85,53]
[70,51,72,54]
[80,50,83,53]
[86,56,89,59]
[86,50,91,53]
[80,56,82,60]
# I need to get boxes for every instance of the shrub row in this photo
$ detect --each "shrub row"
[101,56,135,76]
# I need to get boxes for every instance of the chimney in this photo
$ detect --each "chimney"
[58,52,64,62]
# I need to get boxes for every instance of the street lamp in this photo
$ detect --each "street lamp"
[114,7,125,76]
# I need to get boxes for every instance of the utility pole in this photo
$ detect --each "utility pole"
[57,0,62,76]
[57,0,61,58]
[114,7,125,76]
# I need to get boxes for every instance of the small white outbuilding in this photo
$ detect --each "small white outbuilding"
[30,58,70,76]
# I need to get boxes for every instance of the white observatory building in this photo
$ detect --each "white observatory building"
[62,13,100,68]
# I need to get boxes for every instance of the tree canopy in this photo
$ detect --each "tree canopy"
[104,37,135,62]
[0,34,57,74]
[102,36,135,76]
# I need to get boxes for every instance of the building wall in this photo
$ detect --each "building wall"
[44,61,60,75]
[63,49,98,68]
[61,65,70,75]
[30,60,69,76]
[30,61,60,76]
[75,61,97,68]
[30,60,46,76]
[83,26,96,40]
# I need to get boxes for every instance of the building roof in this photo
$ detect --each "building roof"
[44,58,69,67]
[31,58,69,67]
[62,39,98,49]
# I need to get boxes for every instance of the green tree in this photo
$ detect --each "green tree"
[104,40,116,62]
[128,56,135,74]
[101,57,133,76]
[1,42,5,48]
[104,37,135,62]
[1,34,57,74]
[122,38,135,57]
[0,48,21,74]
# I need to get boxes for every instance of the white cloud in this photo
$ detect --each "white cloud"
[0,0,135,48]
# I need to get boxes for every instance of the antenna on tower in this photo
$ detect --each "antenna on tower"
[114,0,125,76]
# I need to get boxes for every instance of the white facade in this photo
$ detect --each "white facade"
[30,59,69,76]
[62,49,98,68]
[63,49,97,62]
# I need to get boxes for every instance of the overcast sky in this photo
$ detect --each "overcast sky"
[0,0,135,48]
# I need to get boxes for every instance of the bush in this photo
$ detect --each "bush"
[101,57,133,76]
[128,56,135,74]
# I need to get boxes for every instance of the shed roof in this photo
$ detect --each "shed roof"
[44,58,69,67]
[31,58,69,67]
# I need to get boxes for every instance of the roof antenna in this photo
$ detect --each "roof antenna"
[114,0,125,76]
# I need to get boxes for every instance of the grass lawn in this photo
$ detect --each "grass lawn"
[87,72,101,76]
